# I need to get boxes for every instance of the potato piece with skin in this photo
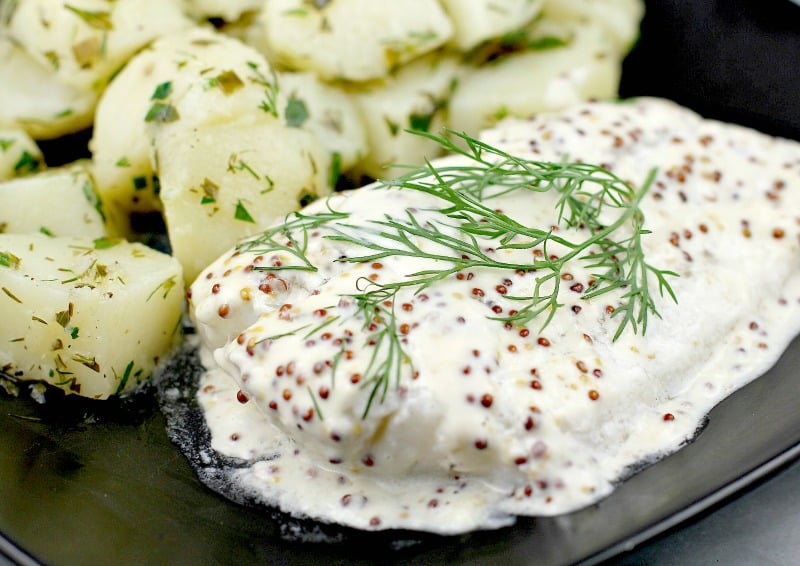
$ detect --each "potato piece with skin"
[0,128,44,181]
[6,0,192,94]
[279,72,368,175]
[350,53,460,180]
[260,0,453,81]
[0,234,184,399]
[91,27,280,226]
[154,116,331,283]
[0,36,95,139]
[0,162,118,238]
[439,0,544,50]
[448,21,622,138]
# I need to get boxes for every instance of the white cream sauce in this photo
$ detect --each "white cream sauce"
[188,98,800,534]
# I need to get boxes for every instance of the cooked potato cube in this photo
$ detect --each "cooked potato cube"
[542,0,645,54]
[351,53,460,179]
[0,128,44,181]
[91,28,280,226]
[279,72,368,174]
[260,0,453,81]
[154,116,331,283]
[0,234,184,399]
[448,21,622,137]
[7,0,192,95]
[0,36,95,139]
[0,162,117,238]
[439,0,544,50]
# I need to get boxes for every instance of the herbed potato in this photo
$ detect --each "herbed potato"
[350,53,460,179]
[0,161,117,238]
[279,71,368,173]
[0,36,96,140]
[91,27,282,227]
[7,0,192,95]
[448,20,622,137]
[260,0,453,81]
[0,127,44,181]
[154,115,331,283]
[0,233,184,399]
[542,0,645,54]
[439,0,544,50]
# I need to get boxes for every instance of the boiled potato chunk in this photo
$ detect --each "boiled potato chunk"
[439,0,544,50]
[260,0,453,81]
[155,116,331,282]
[7,0,192,94]
[91,27,280,226]
[0,36,95,139]
[542,0,645,53]
[0,162,116,238]
[351,53,460,179]
[448,21,622,137]
[279,72,368,174]
[0,128,43,181]
[0,234,184,399]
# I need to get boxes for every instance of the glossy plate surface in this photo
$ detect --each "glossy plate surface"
[1,1,799,564]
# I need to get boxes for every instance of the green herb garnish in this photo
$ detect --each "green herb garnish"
[285,96,309,128]
[240,130,678,416]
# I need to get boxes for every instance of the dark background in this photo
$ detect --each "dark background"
[620,0,800,141]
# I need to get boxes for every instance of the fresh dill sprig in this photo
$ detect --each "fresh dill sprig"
[333,130,677,339]
[350,280,413,418]
[244,129,678,416]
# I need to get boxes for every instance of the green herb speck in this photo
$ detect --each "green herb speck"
[151,81,173,101]
[235,200,256,223]
[144,102,179,123]
[285,96,309,128]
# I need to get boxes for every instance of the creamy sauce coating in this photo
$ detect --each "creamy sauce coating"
[188,98,800,534]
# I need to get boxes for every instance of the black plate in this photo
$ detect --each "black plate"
[2,1,799,564]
